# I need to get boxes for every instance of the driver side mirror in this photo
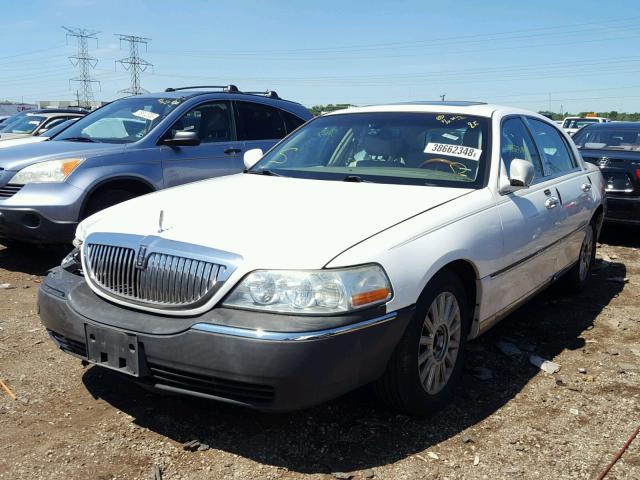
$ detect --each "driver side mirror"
[509,159,535,188]
[243,148,263,170]
[163,130,200,147]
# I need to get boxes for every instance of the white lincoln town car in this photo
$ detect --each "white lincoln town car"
[38,102,605,414]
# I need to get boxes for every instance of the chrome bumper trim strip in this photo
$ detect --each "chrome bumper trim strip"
[191,312,398,342]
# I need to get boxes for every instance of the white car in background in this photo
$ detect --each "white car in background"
[0,118,78,149]
[39,101,605,414]
[562,116,610,136]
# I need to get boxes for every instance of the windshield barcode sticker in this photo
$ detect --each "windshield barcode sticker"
[132,110,159,121]
[424,142,482,161]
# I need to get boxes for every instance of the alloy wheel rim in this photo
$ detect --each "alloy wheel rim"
[418,291,462,395]
[579,228,594,281]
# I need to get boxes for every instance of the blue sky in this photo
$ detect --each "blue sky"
[1,0,640,113]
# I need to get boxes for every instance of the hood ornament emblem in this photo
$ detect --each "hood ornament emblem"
[158,210,166,233]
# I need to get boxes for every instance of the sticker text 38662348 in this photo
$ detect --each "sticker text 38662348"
[424,142,482,161]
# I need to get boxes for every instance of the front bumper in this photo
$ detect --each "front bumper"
[38,267,413,411]
[604,195,640,225]
[0,207,77,244]
[0,182,84,244]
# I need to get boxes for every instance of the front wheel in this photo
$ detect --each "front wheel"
[374,270,470,415]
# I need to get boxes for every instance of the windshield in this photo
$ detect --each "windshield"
[250,112,489,187]
[40,118,78,138]
[573,127,640,151]
[562,118,599,129]
[1,115,45,134]
[55,96,184,143]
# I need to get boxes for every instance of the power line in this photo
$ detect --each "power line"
[115,34,153,95]
[62,26,100,108]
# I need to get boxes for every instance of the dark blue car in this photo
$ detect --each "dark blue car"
[0,86,311,246]
[573,122,640,226]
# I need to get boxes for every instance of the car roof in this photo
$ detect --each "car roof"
[322,102,545,119]
[581,121,640,129]
[125,89,311,118]
[26,108,88,114]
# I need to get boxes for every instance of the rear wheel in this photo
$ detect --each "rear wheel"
[374,270,470,415]
[562,221,596,293]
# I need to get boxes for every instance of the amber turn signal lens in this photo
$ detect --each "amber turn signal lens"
[351,287,391,307]
[62,159,83,177]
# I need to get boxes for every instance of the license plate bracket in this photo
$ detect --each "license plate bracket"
[85,324,140,377]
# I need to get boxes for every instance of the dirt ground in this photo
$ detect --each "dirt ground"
[0,226,639,480]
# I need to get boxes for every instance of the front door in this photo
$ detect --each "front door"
[160,100,244,188]
[491,117,564,314]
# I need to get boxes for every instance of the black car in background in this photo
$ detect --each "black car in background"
[573,122,640,226]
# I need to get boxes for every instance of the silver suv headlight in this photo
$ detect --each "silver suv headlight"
[223,264,392,314]
[11,158,84,184]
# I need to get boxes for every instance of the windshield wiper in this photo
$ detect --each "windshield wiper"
[342,175,371,183]
[247,169,282,177]
[62,136,96,143]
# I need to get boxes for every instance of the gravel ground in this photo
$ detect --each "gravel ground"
[0,226,639,480]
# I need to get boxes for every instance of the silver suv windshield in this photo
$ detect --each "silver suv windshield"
[55,96,184,144]
[249,112,489,188]
[1,114,45,134]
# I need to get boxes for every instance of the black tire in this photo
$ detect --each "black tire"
[374,270,471,415]
[562,221,596,293]
[82,188,139,219]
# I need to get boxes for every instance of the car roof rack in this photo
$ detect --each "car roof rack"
[164,85,240,93]
[163,85,281,100]
[244,90,280,99]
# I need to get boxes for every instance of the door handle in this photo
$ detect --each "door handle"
[581,183,592,192]
[545,197,560,209]
[224,148,242,155]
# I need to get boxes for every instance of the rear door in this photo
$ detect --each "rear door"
[526,117,594,271]
[160,100,244,187]
[234,100,291,154]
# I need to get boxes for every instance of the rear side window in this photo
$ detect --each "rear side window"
[527,119,576,175]
[235,101,286,140]
[501,117,544,180]
[281,110,305,134]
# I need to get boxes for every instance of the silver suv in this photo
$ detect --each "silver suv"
[0,86,311,246]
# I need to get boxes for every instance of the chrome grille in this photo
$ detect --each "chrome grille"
[0,184,23,199]
[84,242,225,309]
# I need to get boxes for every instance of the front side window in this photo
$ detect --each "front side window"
[249,112,490,188]
[528,119,576,175]
[572,127,640,151]
[500,117,544,180]
[56,97,184,144]
[39,117,70,133]
[236,101,286,140]
[1,115,45,134]
[169,101,232,143]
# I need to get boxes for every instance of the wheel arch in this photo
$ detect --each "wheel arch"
[420,258,480,338]
[80,176,156,220]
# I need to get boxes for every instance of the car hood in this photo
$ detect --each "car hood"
[0,136,47,149]
[0,140,125,171]
[78,173,473,269]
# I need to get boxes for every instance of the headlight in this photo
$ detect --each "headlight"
[11,158,84,184]
[61,247,82,275]
[223,264,392,314]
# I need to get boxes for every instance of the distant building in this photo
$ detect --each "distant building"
[0,101,37,116]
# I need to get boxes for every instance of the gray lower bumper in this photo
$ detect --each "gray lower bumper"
[38,267,413,411]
